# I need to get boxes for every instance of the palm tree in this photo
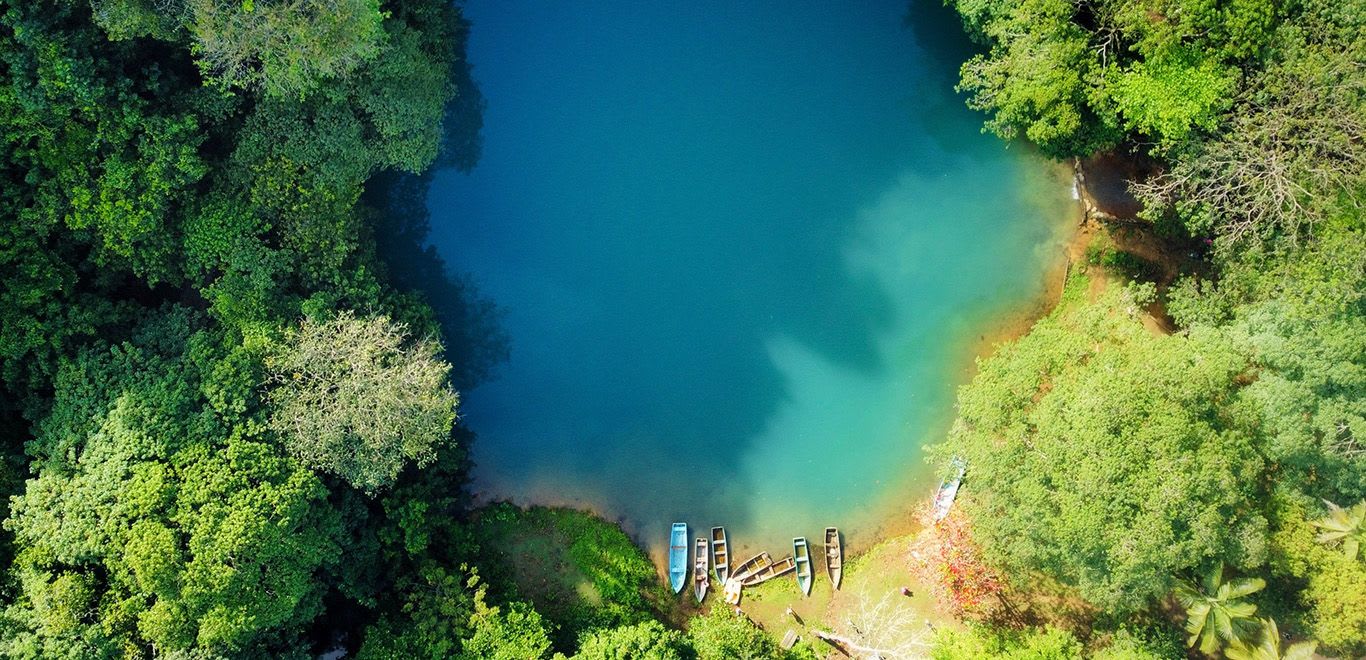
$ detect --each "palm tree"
[1224,618,1317,660]
[1174,564,1266,656]
[1310,499,1365,560]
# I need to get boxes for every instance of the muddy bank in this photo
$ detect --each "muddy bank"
[1074,150,1155,221]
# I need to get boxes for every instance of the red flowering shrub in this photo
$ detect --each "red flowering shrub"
[908,504,1003,619]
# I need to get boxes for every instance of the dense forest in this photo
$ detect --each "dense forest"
[0,0,1360,658]
[931,0,1366,655]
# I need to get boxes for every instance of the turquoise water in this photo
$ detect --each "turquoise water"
[425,0,1074,557]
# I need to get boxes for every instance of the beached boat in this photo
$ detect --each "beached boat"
[730,551,773,582]
[710,526,729,583]
[668,523,688,593]
[824,527,843,590]
[740,555,796,586]
[933,457,968,522]
[793,537,813,596]
[723,577,744,605]
[693,537,709,602]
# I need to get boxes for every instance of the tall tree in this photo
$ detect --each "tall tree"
[573,620,687,660]
[1267,494,1366,656]
[955,0,1120,158]
[687,607,784,660]
[1,309,344,656]
[265,311,458,493]
[185,0,387,97]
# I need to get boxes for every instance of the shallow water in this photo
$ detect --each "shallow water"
[425,0,1074,558]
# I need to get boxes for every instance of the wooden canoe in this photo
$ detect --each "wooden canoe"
[793,537,813,596]
[741,554,795,586]
[710,526,730,583]
[668,523,688,594]
[693,537,709,603]
[730,551,773,582]
[824,527,843,590]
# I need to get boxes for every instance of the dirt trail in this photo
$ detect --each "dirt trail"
[1074,151,1204,335]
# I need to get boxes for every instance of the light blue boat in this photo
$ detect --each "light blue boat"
[668,523,688,593]
[933,456,968,521]
[793,537,813,596]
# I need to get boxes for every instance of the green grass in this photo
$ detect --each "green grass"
[1084,234,1161,282]
[468,503,679,649]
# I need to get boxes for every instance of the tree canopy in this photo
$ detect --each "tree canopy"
[942,0,1366,651]
[265,311,457,493]
[2,309,345,655]
[940,282,1267,612]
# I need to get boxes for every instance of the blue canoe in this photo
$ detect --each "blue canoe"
[793,537,813,596]
[668,523,688,593]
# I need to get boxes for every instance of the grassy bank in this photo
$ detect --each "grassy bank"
[466,503,682,649]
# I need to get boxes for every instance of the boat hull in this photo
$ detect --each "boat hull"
[693,537,709,603]
[824,527,843,590]
[740,555,795,586]
[933,457,968,521]
[710,526,729,583]
[668,523,688,593]
[730,551,773,583]
[793,537,813,596]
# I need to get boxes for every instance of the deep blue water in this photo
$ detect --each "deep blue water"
[425,0,1072,556]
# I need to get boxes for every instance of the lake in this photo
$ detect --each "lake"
[424,0,1074,558]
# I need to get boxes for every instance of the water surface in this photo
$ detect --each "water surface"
[426,0,1073,557]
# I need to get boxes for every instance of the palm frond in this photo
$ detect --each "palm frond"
[1315,529,1349,542]
[1214,607,1236,643]
[1174,581,1203,607]
[1283,640,1318,660]
[1203,563,1226,594]
[1222,640,1261,660]
[1187,602,1212,634]
[1224,577,1266,599]
[1200,626,1223,656]
[1312,499,1366,559]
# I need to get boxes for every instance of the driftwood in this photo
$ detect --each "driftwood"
[815,630,892,659]
[814,594,934,659]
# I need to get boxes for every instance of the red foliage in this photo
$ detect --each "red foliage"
[908,503,1003,619]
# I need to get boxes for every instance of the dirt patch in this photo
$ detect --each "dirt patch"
[1075,150,1157,220]
[725,532,955,657]
[1069,152,1210,335]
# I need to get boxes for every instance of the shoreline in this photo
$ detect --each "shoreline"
[958,159,1088,374]
[715,156,1088,599]
[470,158,1090,591]
[724,158,1091,642]
[465,158,1095,643]
[849,157,1087,560]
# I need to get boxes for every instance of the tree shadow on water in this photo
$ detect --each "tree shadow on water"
[366,17,506,393]
[368,170,509,394]
[434,8,485,174]
[900,0,999,161]
[903,0,981,73]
